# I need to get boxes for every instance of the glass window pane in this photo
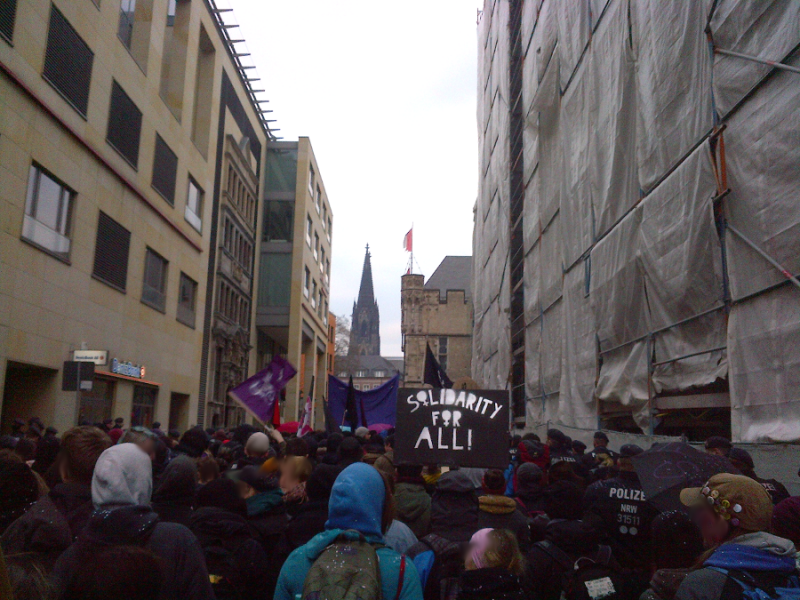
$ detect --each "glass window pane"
[35,171,64,231]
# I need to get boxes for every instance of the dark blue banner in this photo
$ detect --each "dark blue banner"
[328,374,399,429]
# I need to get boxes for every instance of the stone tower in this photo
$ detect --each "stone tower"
[349,245,381,356]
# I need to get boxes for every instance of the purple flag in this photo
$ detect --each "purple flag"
[228,356,297,425]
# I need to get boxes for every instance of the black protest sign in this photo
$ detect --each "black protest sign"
[394,388,509,469]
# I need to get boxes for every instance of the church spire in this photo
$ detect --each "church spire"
[357,244,375,305]
[349,244,381,356]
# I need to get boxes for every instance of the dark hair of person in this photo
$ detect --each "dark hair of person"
[197,455,220,483]
[385,435,395,449]
[285,437,310,458]
[63,546,163,600]
[6,552,56,600]
[377,470,397,535]
[396,463,423,479]
[521,433,540,443]
[326,433,344,453]
[32,435,60,476]
[13,439,36,462]
[59,426,112,485]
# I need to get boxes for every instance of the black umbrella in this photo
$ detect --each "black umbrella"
[632,442,739,513]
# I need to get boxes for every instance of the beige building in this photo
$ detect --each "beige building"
[257,138,333,428]
[401,257,474,387]
[0,0,271,433]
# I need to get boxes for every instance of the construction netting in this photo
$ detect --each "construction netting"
[473,0,800,442]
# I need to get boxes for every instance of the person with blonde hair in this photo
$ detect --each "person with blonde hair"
[458,528,526,600]
[280,456,312,516]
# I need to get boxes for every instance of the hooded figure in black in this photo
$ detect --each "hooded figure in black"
[281,463,341,552]
[52,443,214,600]
[514,463,547,517]
[191,477,273,600]
[152,455,197,528]
[526,481,610,600]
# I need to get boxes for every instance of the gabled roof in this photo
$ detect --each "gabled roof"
[424,256,472,301]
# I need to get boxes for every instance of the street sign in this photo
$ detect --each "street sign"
[72,350,108,365]
[62,361,95,392]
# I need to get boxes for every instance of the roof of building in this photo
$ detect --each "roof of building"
[424,256,472,301]
[334,355,399,378]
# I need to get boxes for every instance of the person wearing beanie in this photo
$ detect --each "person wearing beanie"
[727,447,790,505]
[772,496,800,548]
[395,464,432,539]
[174,427,210,459]
[704,436,732,457]
[190,477,273,599]
[640,510,704,600]
[571,440,587,456]
[237,466,288,554]
[527,481,622,600]
[458,528,526,600]
[477,469,530,551]
[354,426,370,441]
[338,436,364,467]
[52,443,214,600]
[151,455,197,528]
[582,442,656,595]
[675,474,798,600]
[275,463,422,600]
[514,463,547,518]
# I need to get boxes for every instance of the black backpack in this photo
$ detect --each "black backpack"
[535,540,628,600]
[411,534,464,600]
[203,544,248,600]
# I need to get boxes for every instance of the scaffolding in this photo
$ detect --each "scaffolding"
[473,0,800,442]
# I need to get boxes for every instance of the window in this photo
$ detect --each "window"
[185,177,203,232]
[258,253,292,307]
[0,0,17,43]
[159,0,189,120]
[311,280,317,308]
[22,165,74,260]
[118,0,152,71]
[315,185,321,213]
[191,25,215,156]
[313,232,319,260]
[265,147,298,192]
[326,259,330,278]
[131,386,156,427]
[43,6,94,117]
[142,248,168,312]
[107,80,142,168]
[322,205,327,229]
[320,247,326,271]
[303,267,310,298]
[354,384,361,391]
[308,163,315,196]
[327,217,332,242]
[152,134,178,204]
[355,370,367,378]
[177,272,197,327]
[439,336,448,373]
[306,215,312,247]
[93,212,131,291]
[374,370,385,378]
[263,200,294,242]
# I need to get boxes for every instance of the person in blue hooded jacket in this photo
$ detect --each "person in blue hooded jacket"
[274,462,423,600]
[675,473,800,600]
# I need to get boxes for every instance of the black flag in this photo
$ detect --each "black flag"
[323,397,341,435]
[424,343,453,389]
[344,376,359,431]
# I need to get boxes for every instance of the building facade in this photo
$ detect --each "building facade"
[335,355,401,392]
[473,0,800,441]
[257,138,333,427]
[401,257,474,387]
[0,0,270,434]
[349,246,381,356]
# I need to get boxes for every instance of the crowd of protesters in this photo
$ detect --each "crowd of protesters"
[1,416,799,600]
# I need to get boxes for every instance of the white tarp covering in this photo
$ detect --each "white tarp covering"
[631,0,713,192]
[473,0,800,441]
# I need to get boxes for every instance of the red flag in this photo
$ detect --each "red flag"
[403,228,413,252]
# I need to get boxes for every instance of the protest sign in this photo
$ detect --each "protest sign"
[394,388,510,469]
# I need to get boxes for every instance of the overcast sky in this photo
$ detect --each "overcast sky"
[227,1,481,356]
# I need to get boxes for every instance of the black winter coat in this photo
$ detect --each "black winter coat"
[457,567,527,600]
[283,498,328,552]
[190,506,272,600]
[1,482,93,569]
[52,505,214,600]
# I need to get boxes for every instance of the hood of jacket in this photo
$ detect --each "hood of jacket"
[705,532,797,573]
[543,519,600,557]
[246,487,284,517]
[431,471,479,542]
[325,462,385,541]
[152,456,197,507]
[190,506,251,545]
[80,504,159,546]
[478,495,517,515]
[396,482,431,520]
[92,443,152,508]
